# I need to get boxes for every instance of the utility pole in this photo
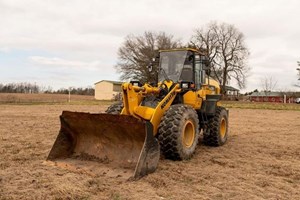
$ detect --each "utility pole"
[68,87,72,103]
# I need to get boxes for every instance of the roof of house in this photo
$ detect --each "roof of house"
[94,80,123,85]
[225,85,239,91]
[249,91,282,97]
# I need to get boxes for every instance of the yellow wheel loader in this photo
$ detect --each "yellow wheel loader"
[47,48,229,180]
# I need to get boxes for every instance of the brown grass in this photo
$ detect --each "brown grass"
[222,100,300,111]
[0,93,113,105]
[1,93,300,111]
[0,93,94,103]
[0,104,299,199]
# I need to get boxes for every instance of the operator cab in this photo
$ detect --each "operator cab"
[158,48,209,89]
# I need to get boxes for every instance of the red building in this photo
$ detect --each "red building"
[248,92,296,103]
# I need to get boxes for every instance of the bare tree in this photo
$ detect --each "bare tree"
[261,76,277,101]
[294,61,300,88]
[297,61,300,80]
[191,22,250,94]
[0,82,41,93]
[115,31,182,83]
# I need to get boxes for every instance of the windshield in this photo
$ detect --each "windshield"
[158,51,187,82]
[158,50,193,82]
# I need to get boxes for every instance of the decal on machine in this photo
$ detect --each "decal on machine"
[160,91,176,109]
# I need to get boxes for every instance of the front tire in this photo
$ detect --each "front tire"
[203,106,228,146]
[158,104,200,160]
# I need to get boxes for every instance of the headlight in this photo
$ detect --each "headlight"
[130,81,142,87]
[209,86,215,91]
[181,83,189,89]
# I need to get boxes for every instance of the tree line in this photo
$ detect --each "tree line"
[51,87,94,95]
[0,82,94,96]
[0,82,40,93]
[115,21,250,94]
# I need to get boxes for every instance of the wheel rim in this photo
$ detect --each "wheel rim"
[182,120,195,148]
[220,118,227,138]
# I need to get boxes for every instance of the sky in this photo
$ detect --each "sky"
[0,0,300,92]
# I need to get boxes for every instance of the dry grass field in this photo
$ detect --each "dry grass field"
[0,96,300,199]
[0,93,96,104]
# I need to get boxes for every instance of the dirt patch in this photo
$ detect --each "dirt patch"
[0,105,299,199]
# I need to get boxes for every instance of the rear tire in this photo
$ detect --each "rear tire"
[105,102,123,114]
[203,106,228,146]
[158,104,199,160]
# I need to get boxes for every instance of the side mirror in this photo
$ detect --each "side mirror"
[147,56,159,72]
[147,53,160,72]
[147,64,153,72]
[188,55,194,62]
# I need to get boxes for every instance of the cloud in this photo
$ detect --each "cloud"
[0,47,11,53]
[28,56,107,71]
[1,0,300,91]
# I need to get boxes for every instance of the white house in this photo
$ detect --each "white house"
[94,80,123,100]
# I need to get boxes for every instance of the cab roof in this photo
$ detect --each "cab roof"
[159,48,206,55]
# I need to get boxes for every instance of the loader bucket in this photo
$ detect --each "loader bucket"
[47,111,160,180]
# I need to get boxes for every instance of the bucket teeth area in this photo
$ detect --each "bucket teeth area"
[47,111,160,179]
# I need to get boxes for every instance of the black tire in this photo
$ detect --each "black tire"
[203,106,228,146]
[158,104,200,160]
[105,102,123,114]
